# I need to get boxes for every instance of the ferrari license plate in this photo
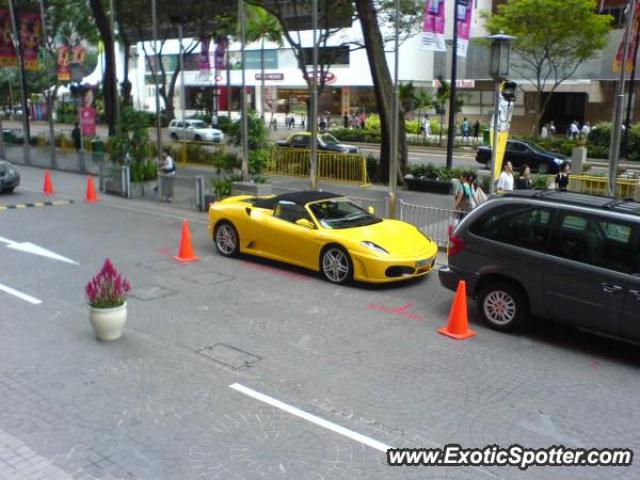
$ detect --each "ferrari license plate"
[415,259,430,268]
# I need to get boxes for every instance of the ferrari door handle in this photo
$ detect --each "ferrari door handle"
[600,283,623,294]
[628,289,640,300]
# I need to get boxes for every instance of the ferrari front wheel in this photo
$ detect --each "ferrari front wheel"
[214,221,239,257]
[321,246,352,284]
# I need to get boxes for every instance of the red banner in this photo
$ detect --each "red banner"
[57,45,70,81]
[80,87,96,136]
[614,3,640,73]
[19,12,41,71]
[0,9,16,67]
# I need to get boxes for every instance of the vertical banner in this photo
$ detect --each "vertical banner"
[214,37,226,71]
[264,86,277,113]
[80,87,96,136]
[456,0,474,58]
[491,83,515,181]
[0,9,16,67]
[420,0,446,51]
[199,35,210,72]
[614,3,640,72]
[19,12,41,70]
[57,45,70,81]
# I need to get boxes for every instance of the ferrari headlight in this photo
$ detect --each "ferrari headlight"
[416,227,432,242]
[361,241,389,254]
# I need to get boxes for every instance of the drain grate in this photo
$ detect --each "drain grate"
[182,271,234,285]
[130,285,178,301]
[196,343,261,369]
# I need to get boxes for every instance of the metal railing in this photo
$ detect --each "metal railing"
[158,173,206,211]
[173,141,226,167]
[267,148,370,186]
[398,199,462,247]
[568,175,640,200]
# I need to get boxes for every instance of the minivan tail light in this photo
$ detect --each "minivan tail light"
[448,235,464,256]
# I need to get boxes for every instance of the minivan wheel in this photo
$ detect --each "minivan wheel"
[477,282,528,331]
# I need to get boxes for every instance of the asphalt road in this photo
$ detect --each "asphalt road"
[0,166,639,479]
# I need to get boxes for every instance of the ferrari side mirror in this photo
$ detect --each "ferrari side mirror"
[295,218,316,229]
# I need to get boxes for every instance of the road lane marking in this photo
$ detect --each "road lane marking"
[229,383,392,452]
[0,236,79,265]
[0,282,42,304]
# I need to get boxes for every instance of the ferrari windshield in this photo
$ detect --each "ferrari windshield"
[308,199,381,229]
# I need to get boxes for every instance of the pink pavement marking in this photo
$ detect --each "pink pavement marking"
[367,303,423,321]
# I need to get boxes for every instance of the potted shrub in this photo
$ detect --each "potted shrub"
[85,259,131,341]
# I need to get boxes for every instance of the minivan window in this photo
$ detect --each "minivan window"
[549,212,636,274]
[470,206,553,252]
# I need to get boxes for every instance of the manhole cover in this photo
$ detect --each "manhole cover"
[182,271,234,285]
[130,285,178,301]
[137,260,181,272]
[196,344,261,369]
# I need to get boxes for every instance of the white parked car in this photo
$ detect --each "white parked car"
[168,119,224,143]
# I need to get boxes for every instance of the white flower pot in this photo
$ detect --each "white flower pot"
[88,302,127,341]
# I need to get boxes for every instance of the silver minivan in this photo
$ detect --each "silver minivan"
[439,190,640,342]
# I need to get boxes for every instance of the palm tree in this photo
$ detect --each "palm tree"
[246,6,283,119]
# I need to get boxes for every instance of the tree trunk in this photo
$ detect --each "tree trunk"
[354,0,407,183]
[89,0,116,135]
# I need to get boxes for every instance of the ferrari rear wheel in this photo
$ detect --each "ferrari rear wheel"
[321,246,353,284]
[214,221,239,257]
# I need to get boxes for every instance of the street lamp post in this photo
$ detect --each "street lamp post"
[309,0,319,190]
[609,0,637,197]
[445,0,460,170]
[239,0,249,181]
[487,33,514,195]
[388,0,400,217]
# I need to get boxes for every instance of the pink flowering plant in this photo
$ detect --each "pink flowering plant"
[85,259,131,309]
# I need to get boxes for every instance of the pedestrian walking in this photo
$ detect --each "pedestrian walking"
[540,124,549,139]
[569,121,580,140]
[549,121,556,136]
[497,161,514,192]
[343,113,349,129]
[473,120,480,141]
[461,117,470,142]
[555,163,570,191]
[581,121,591,138]
[160,149,176,202]
[71,122,81,152]
[515,164,532,190]
[300,116,305,130]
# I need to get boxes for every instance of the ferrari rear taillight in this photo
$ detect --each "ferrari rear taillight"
[448,235,464,257]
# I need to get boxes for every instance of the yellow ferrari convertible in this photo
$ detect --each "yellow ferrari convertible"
[207,191,438,284]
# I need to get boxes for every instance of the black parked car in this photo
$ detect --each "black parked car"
[475,139,569,174]
[276,132,359,153]
[439,190,640,343]
[0,160,19,193]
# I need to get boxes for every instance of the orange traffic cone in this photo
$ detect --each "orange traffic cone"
[85,176,98,203]
[438,280,476,340]
[43,170,54,195]
[173,219,199,262]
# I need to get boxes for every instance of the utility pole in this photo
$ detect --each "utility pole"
[239,0,249,181]
[445,0,460,170]
[309,0,319,190]
[152,0,162,159]
[388,0,400,217]
[609,0,637,197]
[109,0,119,134]
[623,24,640,157]
[178,23,186,141]
[38,0,54,167]
[8,0,30,164]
